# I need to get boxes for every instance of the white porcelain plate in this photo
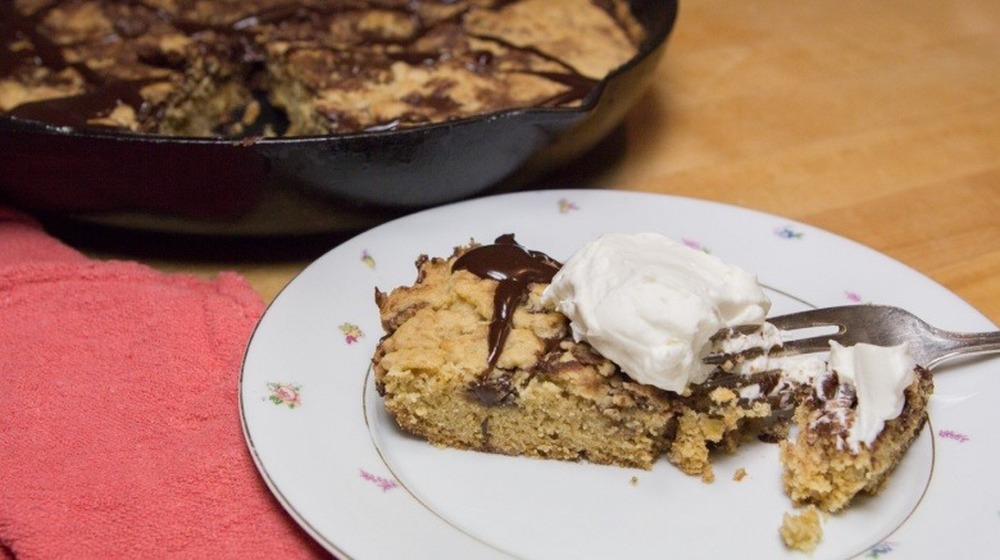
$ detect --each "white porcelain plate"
[240,190,999,559]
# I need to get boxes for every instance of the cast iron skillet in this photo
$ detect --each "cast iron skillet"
[0,0,678,233]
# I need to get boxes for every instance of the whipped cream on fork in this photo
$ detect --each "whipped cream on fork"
[718,325,917,449]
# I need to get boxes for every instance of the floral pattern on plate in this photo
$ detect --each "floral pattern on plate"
[774,225,805,240]
[339,323,364,344]
[360,468,399,492]
[557,198,580,214]
[361,250,377,269]
[937,429,970,443]
[866,541,897,557]
[266,382,301,409]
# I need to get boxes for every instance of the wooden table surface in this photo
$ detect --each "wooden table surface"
[82,0,1000,325]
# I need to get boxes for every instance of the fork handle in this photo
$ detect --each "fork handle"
[927,329,1000,369]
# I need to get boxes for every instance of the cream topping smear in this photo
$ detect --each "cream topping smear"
[725,330,917,449]
[829,341,916,450]
[542,232,771,394]
[720,323,828,384]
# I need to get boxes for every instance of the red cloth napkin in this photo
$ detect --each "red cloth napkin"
[0,209,328,559]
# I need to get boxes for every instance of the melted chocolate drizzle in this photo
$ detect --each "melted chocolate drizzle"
[1,1,165,129]
[0,2,68,77]
[9,79,158,126]
[452,234,561,404]
[1,0,629,134]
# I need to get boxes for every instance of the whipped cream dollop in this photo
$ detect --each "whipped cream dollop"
[828,341,916,450]
[541,232,771,394]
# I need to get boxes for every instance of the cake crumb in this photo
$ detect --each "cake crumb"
[709,386,737,404]
[779,506,823,553]
[700,467,715,483]
[733,467,747,482]
[629,476,639,486]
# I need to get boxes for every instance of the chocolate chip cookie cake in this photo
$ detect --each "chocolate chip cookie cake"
[372,234,934,552]
[372,235,676,470]
[0,0,645,136]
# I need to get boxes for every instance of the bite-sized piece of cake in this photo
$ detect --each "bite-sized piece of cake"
[780,344,933,513]
[373,236,677,469]
[779,506,824,553]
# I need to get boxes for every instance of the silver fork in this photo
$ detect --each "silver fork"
[766,304,1000,369]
